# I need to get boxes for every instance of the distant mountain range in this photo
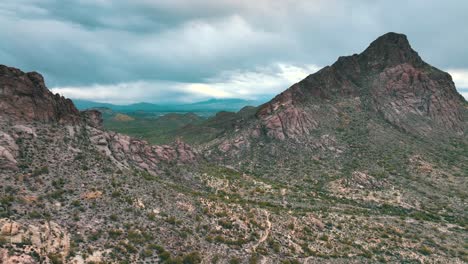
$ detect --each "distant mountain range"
[73,98,267,113]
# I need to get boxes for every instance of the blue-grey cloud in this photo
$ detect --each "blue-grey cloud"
[0,0,467,103]
[51,63,321,104]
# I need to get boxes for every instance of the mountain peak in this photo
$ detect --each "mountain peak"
[256,33,465,140]
[361,32,423,67]
[370,32,410,48]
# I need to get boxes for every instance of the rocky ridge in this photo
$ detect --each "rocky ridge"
[255,33,465,141]
[0,65,80,124]
[0,65,197,174]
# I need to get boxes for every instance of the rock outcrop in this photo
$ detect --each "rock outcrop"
[0,131,18,170]
[0,218,70,264]
[0,65,81,124]
[257,90,319,140]
[88,127,197,173]
[81,109,103,128]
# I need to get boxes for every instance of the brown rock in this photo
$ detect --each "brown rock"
[81,109,103,128]
[81,191,103,200]
[0,65,81,124]
[12,125,36,138]
[1,221,20,236]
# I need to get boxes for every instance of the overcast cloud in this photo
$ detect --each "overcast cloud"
[1,0,467,103]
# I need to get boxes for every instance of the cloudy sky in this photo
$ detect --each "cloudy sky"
[1,0,467,104]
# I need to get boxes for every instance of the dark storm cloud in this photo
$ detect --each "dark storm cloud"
[0,0,467,103]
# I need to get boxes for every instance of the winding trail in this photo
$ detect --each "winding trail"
[250,209,272,253]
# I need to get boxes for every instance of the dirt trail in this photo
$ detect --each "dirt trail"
[250,209,271,253]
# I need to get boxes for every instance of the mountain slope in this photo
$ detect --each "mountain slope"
[0,33,467,263]
[206,33,466,162]
[200,33,467,258]
[255,32,464,142]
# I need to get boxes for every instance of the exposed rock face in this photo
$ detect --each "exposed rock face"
[0,218,70,264]
[0,131,18,170]
[0,124,38,170]
[81,109,103,128]
[0,114,197,173]
[257,91,318,140]
[87,127,197,174]
[0,65,81,124]
[257,33,466,139]
[370,63,464,135]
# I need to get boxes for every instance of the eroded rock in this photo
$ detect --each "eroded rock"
[0,65,81,124]
[0,131,19,170]
[0,219,70,264]
[88,127,197,173]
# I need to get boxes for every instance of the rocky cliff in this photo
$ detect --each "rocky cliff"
[0,65,81,124]
[256,33,465,140]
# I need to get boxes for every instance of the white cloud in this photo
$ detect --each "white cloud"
[51,63,320,104]
[447,69,468,88]
[460,92,468,100]
[447,69,468,100]
[277,64,321,83]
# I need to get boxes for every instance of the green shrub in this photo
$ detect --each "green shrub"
[32,166,49,176]
[108,229,122,239]
[319,234,329,241]
[182,252,202,264]
[159,251,171,261]
[141,248,153,258]
[28,210,42,219]
[48,253,63,264]
[0,235,7,246]
[229,258,241,264]
[218,219,233,229]
[419,245,432,255]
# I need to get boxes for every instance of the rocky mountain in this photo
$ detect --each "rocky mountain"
[0,33,467,263]
[206,33,466,164]
[255,33,464,140]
